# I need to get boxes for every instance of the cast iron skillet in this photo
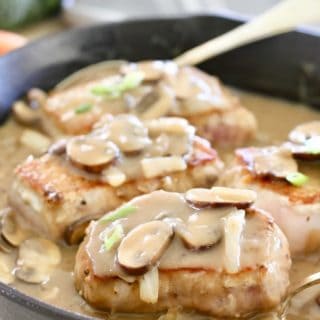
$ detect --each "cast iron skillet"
[0,13,320,320]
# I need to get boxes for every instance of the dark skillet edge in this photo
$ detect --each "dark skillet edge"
[0,13,319,320]
[0,280,96,320]
[1,13,320,125]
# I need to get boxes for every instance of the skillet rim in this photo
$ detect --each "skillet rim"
[0,12,320,320]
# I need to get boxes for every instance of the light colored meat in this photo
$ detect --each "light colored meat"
[220,147,320,255]
[74,191,290,318]
[37,61,256,147]
[9,138,222,243]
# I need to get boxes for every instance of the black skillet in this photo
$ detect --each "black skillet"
[0,13,320,320]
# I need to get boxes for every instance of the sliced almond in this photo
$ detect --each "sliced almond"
[117,221,173,275]
[141,156,187,179]
[185,187,256,209]
[174,211,223,250]
[15,238,61,284]
[236,146,298,178]
[67,135,119,169]
[144,117,193,136]
[102,166,127,187]
[20,129,51,155]
[289,121,320,144]
[223,209,246,274]
[107,114,151,153]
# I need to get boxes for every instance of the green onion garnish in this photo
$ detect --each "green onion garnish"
[104,225,124,251]
[91,71,144,99]
[101,205,137,223]
[75,103,92,114]
[286,172,309,187]
[119,71,144,91]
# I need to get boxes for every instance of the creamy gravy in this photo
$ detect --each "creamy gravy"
[0,90,320,319]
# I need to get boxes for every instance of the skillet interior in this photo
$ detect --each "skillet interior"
[0,13,320,320]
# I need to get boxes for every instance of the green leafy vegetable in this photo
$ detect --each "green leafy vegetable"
[104,225,124,251]
[101,205,137,223]
[286,172,308,187]
[91,71,144,99]
[75,103,92,114]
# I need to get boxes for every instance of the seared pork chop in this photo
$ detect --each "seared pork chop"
[9,115,223,243]
[75,189,291,317]
[29,61,256,147]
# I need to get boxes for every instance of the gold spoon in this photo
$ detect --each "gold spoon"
[175,0,320,66]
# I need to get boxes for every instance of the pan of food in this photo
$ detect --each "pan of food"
[0,13,320,320]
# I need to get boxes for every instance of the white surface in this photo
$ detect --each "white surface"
[62,0,320,30]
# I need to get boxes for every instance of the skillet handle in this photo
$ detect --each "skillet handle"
[174,0,320,66]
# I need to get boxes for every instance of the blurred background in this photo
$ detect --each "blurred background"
[0,0,319,54]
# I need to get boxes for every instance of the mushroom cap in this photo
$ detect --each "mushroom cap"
[67,135,119,167]
[117,220,173,275]
[289,121,320,144]
[106,114,151,153]
[15,238,61,284]
[173,210,224,250]
[236,147,298,178]
[185,187,257,209]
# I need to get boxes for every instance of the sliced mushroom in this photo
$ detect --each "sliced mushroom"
[107,114,151,153]
[1,209,29,247]
[286,137,320,161]
[64,215,100,245]
[0,252,15,284]
[236,146,298,178]
[185,187,257,209]
[141,156,187,179]
[117,220,173,275]
[140,84,176,120]
[134,89,159,114]
[15,238,61,284]
[48,139,67,155]
[12,101,40,126]
[174,211,223,250]
[66,135,119,170]
[27,88,47,109]
[289,121,320,144]
[0,236,13,253]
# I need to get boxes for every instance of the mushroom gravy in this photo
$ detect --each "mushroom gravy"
[0,90,320,319]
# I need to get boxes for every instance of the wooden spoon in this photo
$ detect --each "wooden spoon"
[175,0,320,66]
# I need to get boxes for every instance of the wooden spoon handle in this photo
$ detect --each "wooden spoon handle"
[174,0,320,66]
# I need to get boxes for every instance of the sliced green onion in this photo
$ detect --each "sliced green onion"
[91,71,144,98]
[100,205,137,223]
[119,71,144,91]
[75,103,92,114]
[286,172,309,187]
[104,225,124,251]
